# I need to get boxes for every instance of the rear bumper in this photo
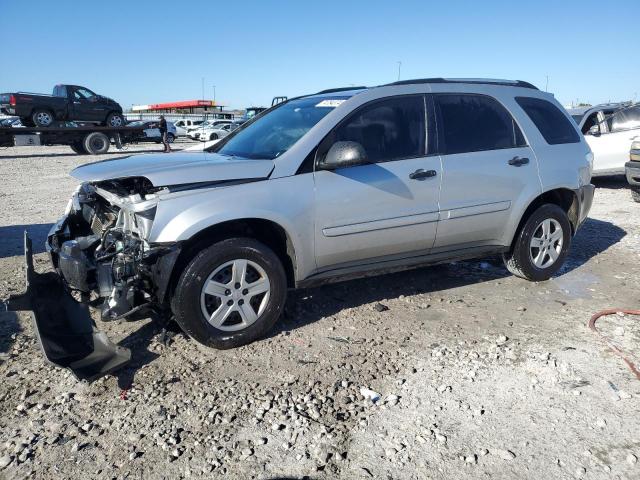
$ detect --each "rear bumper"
[625,161,640,187]
[574,183,595,230]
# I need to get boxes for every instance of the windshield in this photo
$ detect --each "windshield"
[217,96,348,159]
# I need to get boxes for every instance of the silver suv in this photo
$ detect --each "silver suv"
[8,78,595,380]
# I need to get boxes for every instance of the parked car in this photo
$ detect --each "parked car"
[0,84,124,128]
[186,119,233,139]
[0,116,22,127]
[568,103,640,175]
[127,120,176,143]
[14,78,595,380]
[173,119,203,137]
[626,140,640,202]
[196,122,239,141]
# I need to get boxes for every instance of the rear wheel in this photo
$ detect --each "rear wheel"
[167,133,175,143]
[172,238,287,349]
[83,132,110,155]
[32,109,54,127]
[503,204,572,281]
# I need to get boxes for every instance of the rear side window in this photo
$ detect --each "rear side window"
[325,95,426,163]
[435,94,526,155]
[515,97,580,144]
[610,106,640,133]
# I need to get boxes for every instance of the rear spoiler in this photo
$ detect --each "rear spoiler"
[2,233,130,381]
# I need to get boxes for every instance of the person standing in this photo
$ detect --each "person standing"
[159,115,171,153]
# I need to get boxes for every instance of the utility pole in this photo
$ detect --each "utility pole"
[545,75,549,92]
[212,85,216,104]
[201,77,205,101]
[396,61,402,81]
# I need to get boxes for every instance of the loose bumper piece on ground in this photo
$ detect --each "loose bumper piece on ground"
[1,232,131,381]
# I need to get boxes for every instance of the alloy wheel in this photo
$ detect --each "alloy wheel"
[529,218,563,269]
[200,259,271,331]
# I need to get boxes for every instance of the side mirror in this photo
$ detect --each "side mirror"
[319,141,368,170]
[587,125,600,136]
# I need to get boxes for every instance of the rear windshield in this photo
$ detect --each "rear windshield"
[516,97,580,145]
[216,96,348,160]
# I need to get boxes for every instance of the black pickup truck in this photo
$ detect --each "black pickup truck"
[0,84,124,127]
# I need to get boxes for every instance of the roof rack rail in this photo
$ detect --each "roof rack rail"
[315,86,367,94]
[383,78,539,90]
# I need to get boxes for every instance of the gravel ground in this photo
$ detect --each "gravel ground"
[0,144,639,480]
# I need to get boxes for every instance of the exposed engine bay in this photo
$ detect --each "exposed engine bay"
[47,178,180,322]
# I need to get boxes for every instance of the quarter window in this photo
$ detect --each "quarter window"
[435,94,526,155]
[322,96,426,164]
[515,97,580,145]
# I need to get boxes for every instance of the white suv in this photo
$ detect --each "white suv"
[569,103,640,175]
[6,78,595,380]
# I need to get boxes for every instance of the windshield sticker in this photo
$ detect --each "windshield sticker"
[315,99,345,108]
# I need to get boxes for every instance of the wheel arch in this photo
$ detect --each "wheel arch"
[509,188,579,251]
[165,218,298,303]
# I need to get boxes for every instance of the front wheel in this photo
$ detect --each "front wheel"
[503,204,572,282]
[631,187,640,203]
[105,112,125,127]
[166,133,175,143]
[171,238,287,349]
[209,133,218,141]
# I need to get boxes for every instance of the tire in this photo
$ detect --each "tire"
[31,109,54,127]
[167,133,175,143]
[171,238,287,349]
[83,132,110,155]
[631,187,640,203]
[209,133,218,141]
[69,141,87,154]
[503,204,572,282]
[105,112,125,127]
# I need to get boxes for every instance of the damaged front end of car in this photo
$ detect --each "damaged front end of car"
[4,177,181,381]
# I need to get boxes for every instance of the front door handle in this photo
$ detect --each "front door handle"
[409,169,437,180]
[508,156,529,167]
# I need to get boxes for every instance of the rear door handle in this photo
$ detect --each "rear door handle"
[508,156,529,167]
[409,169,437,180]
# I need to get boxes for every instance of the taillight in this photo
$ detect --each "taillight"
[9,94,16,106]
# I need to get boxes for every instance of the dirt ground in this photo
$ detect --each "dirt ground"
[0,142,639,480]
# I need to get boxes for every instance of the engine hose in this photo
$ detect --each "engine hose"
[589,309,640,381]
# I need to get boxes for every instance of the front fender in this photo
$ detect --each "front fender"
[148,175,316,280]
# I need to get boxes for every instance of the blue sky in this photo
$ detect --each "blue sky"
[1,0,638,110]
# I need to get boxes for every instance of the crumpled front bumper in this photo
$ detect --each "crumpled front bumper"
[2,233,131,381]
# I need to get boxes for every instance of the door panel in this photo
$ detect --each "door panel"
[313,156,441,269]
[434,146,538,249]
[432,93,541,250]
[587,131,639,174]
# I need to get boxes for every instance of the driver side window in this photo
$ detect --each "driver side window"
[74,88,95,101]
[319,95,426,165]
[581,112,600,135]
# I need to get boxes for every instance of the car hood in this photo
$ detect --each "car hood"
[70,152,275,187]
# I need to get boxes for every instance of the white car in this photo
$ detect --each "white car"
[186,120,233,139]
[127,120,177,143]
[569,103,640,175]
[197,122,239,142]
[173,119,203,137]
